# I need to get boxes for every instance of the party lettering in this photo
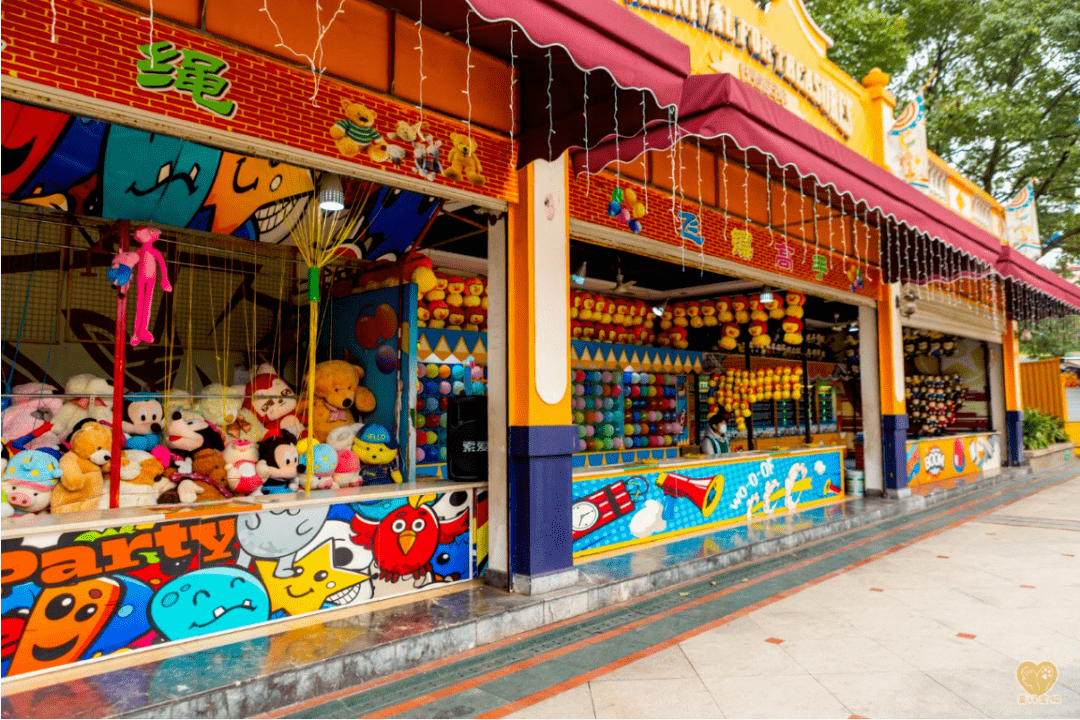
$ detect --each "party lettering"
[0,517,237,588]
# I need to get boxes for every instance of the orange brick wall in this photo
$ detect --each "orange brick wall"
[570,170,880,298]
[2,0,518,203]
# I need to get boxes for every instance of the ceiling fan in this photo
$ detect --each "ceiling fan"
[610,260,637,293]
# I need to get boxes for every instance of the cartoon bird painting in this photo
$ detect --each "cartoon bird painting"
[350,494,457,582]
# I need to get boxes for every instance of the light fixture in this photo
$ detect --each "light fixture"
[759,288,774,305]
[1020,327,1033,342]
[318,173,345,212]
[652,298,668,317]
[571,262,587,286]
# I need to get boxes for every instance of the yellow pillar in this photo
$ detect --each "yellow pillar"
[1002,319,1025,464]
[861,68,897,170]
[877,282,909,491]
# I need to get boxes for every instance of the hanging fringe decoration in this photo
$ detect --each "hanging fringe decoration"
[582,69,590,196]
[260,0,349,106]
[546,49,555,162]
[415,0,426,126]
[508,25,516,174]
[463,9,474,146]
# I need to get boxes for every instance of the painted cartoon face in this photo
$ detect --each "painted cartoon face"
[103,125,220,228]
[782,318,800,332]
[594,296,607,313]
[202,154,313,243]
[236,505,331,560]
[5,108,106,214]
[150,568,269,641]
[431,535,470,582]
[8,578,122,676]
[1,101,71,200]
[686,302,700,317]
[256,541,369,615]
[252,378,297,422]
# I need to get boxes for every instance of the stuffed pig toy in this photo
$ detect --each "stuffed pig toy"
[2,449,63,514]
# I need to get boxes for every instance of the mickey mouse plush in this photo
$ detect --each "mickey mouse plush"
[122,393,164,452]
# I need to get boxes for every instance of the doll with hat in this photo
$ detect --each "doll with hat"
[352,423,402,485]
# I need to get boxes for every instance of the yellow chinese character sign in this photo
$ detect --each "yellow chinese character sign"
[731,228,753,260]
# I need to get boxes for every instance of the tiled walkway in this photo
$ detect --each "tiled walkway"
[270,469,1079,719]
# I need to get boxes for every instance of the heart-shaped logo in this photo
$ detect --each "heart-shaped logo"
[1016,661,1058,695]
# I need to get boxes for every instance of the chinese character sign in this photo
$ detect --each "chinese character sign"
[885,95,929,193]
[679,211,704,247]
[731,228,753,260]
[136,41,237,118]
[774,240,793,271]
[812,254,829,280]
[1005,181,1041,260]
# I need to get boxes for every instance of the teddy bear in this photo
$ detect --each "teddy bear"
[105,449,166,508]
[158,447,232,504]
[330,99,389,162]
[300,360,377,442]
[2,383,63,453]
[256,430,300,494]
[50,375,114,440]
[2,449,63,514]
[51,421,112,514]
[385,119,420,165]
[352,423,402,485]
[441,133,486,185]
[197,384,260,441]
[223,439,263,495]
[296,439,339,490]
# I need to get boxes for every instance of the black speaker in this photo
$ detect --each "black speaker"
[447,396,487,481]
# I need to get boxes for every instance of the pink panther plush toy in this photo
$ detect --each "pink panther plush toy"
[131,226,172,346]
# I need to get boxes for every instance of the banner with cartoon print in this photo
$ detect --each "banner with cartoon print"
[570,449,844,557]
[0,489,483,678]
[906,432,1002,488]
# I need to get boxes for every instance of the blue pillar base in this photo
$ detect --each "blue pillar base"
[1006,410,1025,466]
[882,414,909,492]
[509,425,577,583]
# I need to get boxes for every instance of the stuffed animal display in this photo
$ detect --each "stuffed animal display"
[420,271,489,332]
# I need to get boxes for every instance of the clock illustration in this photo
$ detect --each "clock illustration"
[572,501,600,533]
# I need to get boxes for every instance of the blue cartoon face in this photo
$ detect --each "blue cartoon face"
[102,126,220,227]
[431,535,470,582]
[149,568,269,641]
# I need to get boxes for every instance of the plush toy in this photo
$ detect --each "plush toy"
[446,305,465,331]
[352,423,402,485]
[51,421,112,514]
[632,300,647,326]
[130,226,172,347]
[197,384,259,441]
[426,271,449,303]
[159,448,233,504]
[580,322,596,341]
[243,364,303,439]
[417,301,430,328]
[333,449,362,488]
[686,301,702,328]
[297,439,339,490]
[716,297,734,323]
[2,450,63,514]
[121,392,164,452]
[299,360,377,442]
[330,99,389,161]
[445,276,465,307]
[765,296,786,320]
[463,277,485,307]
[464,307,486,333]
[700,300,718,327]
[784,291,806,319]
[223,439,263,495]
[109,449,165,508]
[428,300,449,329]
[107,249,140,296]
[749,295,769,322]
[442,132,486,185]
[256,430,300,494]
[669,326,689,350]
[2,383,63,453]
[731,296,750,324]
[782,317,804,345]
[570,291,583,320]
[719,323,740,352]
[325,423,362,453]
[596,296,612,325]
[1,489,13,519]
[356,252,437,296]
[748,320,771,349]
[158,410,226,474]
[50,374,114,439]
[579,294,596,322]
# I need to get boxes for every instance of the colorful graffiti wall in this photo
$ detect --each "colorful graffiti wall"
[0,489,486,678]
[571,448,844,557]
[905,432,1002,489]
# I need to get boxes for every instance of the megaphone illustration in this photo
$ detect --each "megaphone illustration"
[656,471,723,520]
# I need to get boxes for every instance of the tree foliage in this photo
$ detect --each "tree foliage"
[1019,315,1080,358]
[804,0,1080,255]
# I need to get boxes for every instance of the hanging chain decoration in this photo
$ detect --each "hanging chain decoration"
[641,96,650,214]
[696,137,705,273]
[764,158,774,246]
[812,183,821,266]
[50,0,58,42]
[260,0,349,106]
[582,69,590,196]
[612,80,621,185]
[508,25,516,175]
[415,0,426,126]
[463,9,474,145]
[139,0,155,45]
[721,135,730,240]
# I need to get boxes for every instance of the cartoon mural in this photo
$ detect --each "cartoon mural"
[0,489,482,677]
[571,449,844,557]
[2,99,439,254]
[906,432,1002,489]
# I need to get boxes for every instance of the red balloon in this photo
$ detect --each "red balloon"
[355,314,380,349]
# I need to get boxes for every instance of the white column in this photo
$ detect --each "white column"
[859,304,884,493]
[485,216,509,585]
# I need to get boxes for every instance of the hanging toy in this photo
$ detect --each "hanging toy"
[130,226,172,346]
[108,250,141,297]
[606,187,646,234]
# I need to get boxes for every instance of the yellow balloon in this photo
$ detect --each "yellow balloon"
[632,202,647,219]
[624,188,638,205]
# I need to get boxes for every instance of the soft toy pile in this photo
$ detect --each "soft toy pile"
[419,271,488,332]
[703,366,805,436]
[902,329,958,360]
[1,358,396,518]
[905,373,966,436]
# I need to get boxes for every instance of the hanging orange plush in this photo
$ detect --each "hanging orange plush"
[719,322,740,351]
[748,320,771,348]
[785,291,806,319]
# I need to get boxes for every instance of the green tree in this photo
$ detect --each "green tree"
[804,0,1080,255]
[1019,315,1080,358]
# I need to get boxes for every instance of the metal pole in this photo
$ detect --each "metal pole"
[109,220,130,509]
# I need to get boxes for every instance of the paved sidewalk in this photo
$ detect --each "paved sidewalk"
[508,476,1080,719]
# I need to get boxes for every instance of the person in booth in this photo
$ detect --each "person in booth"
[700,411,730,456]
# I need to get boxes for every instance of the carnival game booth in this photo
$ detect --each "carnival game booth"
[0,103,496,680]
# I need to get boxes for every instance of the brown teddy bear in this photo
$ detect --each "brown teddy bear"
[52,421,112,514]
[300,360,377,442]
[442,133,486,186]
[158,448,233,504]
